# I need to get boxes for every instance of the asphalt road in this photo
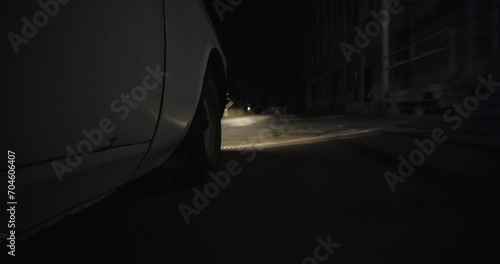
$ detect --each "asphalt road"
[17,115,500,263]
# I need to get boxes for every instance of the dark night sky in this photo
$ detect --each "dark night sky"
[204,0,304,104]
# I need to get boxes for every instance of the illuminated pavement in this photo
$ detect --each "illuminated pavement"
[18,115,499,263]
[221,114,396,149]
[222,114,500,150]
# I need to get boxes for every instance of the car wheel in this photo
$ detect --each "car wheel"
[184,70,222,181]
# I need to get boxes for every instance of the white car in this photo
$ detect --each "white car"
[4,0,227,235]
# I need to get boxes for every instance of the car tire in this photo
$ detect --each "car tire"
[182,70,222,182]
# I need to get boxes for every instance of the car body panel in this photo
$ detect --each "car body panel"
[16,143,149,231]
[4,0,167,232]
[4,0,165,165]
[131,0,227,179]
[4,0,226,233]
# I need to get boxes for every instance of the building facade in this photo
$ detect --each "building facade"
[299,0,500,116]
